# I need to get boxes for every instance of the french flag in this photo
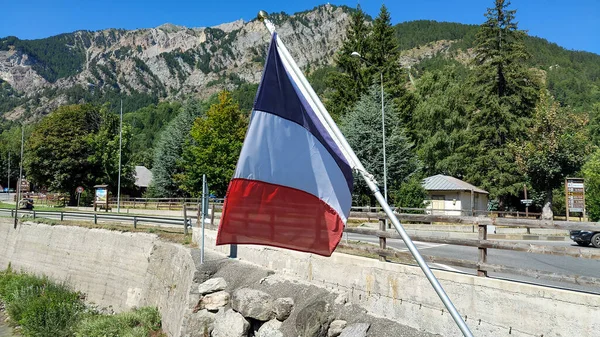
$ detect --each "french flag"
[216,33,354,256]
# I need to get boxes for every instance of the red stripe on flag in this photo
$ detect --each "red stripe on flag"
[216,178,345,256]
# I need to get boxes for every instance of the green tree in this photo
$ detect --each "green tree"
[412,65,470,177]
[124,101,182,168]
[146,99,204,197]
[463,0,540,205]
[511,91,591,210]
[583,150,600,221]
[23,104,129,203]
[341,85,419,205]
[394,175,429,212]
[369,4,413,124]
[86,108,135,194]
[326,5,371,120]
[177,91,247,197]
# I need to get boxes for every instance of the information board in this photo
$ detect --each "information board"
[565,178,585,215]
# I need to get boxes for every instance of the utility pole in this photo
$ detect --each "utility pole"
[6,152,9,201]
[14,126,24,229]
[117,99,123,213]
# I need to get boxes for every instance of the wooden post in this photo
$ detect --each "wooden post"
[210,203,216,229]
[379,218,386,262]
[183,203,188,235]
[477,224,488,277]
[524,184,530,233]
[565,178,569,221]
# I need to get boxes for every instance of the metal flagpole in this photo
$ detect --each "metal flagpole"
[201,174,207,264]
[14,126,24,229]
[6,152,9,201]
[258,11,474,337]
[117,100,123,213]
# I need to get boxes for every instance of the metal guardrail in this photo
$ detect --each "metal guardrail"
[0,208,192,229]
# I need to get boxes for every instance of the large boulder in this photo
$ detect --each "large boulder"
[200,291,230,311]
[182,309,215,337]
[198,277,227,295]
[542,202,554,220]
[256,319,284,337]
[339,323,370,337]
[327,320,347,337]
[212,309,249,337]
[295,300,332,337]
[272,297,294,321]
[231,288,274,321]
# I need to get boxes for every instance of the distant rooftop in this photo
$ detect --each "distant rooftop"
[422,174,488,194]
[135,166,153,188]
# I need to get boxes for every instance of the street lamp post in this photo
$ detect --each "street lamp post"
[117,99,123,213]
[351,52,388,205]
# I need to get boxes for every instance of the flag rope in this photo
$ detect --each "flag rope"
[259,12,475,337]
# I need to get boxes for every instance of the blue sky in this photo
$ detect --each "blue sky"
[1,0,598,55]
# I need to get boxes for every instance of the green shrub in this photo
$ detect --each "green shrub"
[74,307,163,337]
[0,270,85,336]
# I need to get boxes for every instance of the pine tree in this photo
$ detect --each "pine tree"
[464,0,540,205]
[341,85,418,205]
[369,5,414,126]
[326,5,371,120]
[146,100,202,197]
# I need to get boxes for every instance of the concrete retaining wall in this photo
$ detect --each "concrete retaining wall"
[0,219,196,337]
[195,228,599,337]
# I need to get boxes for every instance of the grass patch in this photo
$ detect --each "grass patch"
[0,268,166,337]
[0,202,68,212]
[20,216,197,246]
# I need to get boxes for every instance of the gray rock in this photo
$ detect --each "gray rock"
[231,288,274,321]
[200,291,230,311]
[183,309,215,337]
[334,293,348,306]
[198,277,227,295]
[273,297,294,321]
[327,320,347,337]
[212,309,249,337]
[256,319,283,337]
[542,202,554,220]
[295,300,331,337]
[339,323,370,337]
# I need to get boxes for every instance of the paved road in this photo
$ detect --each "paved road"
[347,233,600,294]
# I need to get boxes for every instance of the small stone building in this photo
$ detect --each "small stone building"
[422,174,489,216]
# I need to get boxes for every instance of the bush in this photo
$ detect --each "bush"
[74,307,163,337]
[0,269,164,337]
[0,270,85,336]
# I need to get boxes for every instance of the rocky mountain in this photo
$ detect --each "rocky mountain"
[0,4,354,120]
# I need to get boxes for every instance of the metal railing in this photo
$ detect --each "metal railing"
[0,208,192,229]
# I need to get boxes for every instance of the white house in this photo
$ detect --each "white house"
[422,174,489,216]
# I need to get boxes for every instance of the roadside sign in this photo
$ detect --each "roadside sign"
[565,178,585,216]
[520,199,533,206]
[76,186,84,193]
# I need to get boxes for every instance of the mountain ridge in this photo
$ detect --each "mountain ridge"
[1,5,599,120]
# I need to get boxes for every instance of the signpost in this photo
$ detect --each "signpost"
[76,186,84,208]
[93,185,109,212]
[565,178,585,220]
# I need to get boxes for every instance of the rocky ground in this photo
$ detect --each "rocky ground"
[184,249,441,337]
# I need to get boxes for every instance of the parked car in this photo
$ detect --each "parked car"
[570,230,600,248]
